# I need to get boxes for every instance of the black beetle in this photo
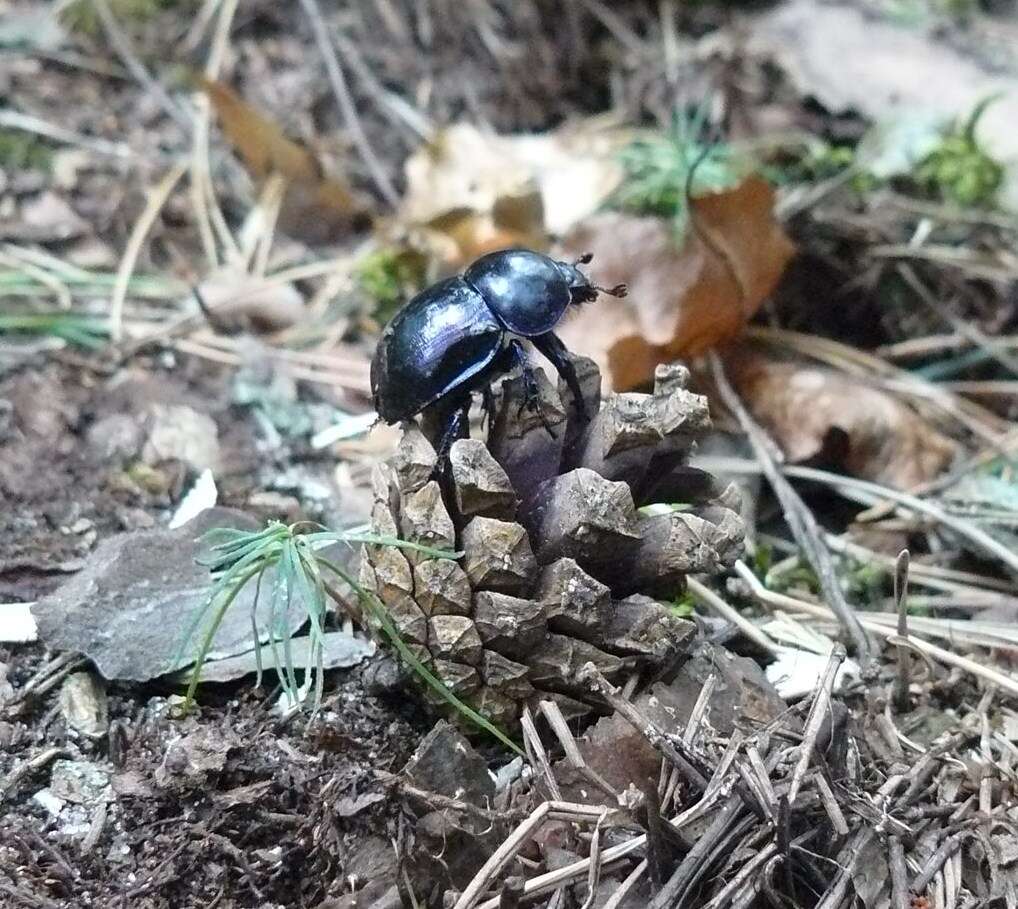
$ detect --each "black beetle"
[370,248,626,459]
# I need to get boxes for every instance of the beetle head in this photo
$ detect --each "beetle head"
[556,253,627,306]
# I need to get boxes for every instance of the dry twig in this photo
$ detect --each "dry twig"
[707,351,873,664]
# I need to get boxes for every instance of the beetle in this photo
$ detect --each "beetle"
[370,248,626,461]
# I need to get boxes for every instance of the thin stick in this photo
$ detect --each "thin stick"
[452,801,614,909]
[708,351,873,664]
[578,811,608,909]
[813,770,849,836]
[0,746,65,802]
[538,700,621,804]
[686,577,780,656]
[892,550,912,714]
[682,672,716,748]
[735,561,1018,697]
[600,860,647,909]
[520,707,562,801]
[110,162,188,342]
[787,647,844,806]
[642,777,668,891]
[0,109,132,159]
[704,458,1018,578]
[898,264,1018,377]
[90,0,191,133]
[298,0,400,208]
[578,662,708,796]
[888,836,909,909]
[912,835,963,893]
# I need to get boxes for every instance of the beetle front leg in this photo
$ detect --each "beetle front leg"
[481,384,496,431]
[508,340,555,438]
[532,332,589,421]
[435,397,471,466]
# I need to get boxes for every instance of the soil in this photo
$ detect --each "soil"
[2,645,425,908]
[0,350,431,908]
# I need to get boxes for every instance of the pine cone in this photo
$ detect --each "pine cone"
[360,356,745,726]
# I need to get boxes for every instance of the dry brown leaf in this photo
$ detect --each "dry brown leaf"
[725,345,957,488]
[556,177,796,390]
[200,78,370,243]
[400,121,629,266]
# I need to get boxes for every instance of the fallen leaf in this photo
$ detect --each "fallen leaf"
[195,266,305,333]
[200,78,370,243]
[400,120,629,266]
[556,177,795,390]
[725,345,957,488]
[335,790,385,818]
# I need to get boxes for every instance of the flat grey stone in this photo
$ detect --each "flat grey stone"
[32,508,304,681]
[174,631,375,684]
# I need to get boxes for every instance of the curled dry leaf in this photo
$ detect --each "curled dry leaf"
[195,267,304,333]
[724,345,957,488]
[200,78,371,243]
[400,121,629,267]
[556,176,796,390]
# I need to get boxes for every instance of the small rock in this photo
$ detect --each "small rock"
[142,404,220,473]
[33,789,66,816]
[247,490,302,523]
[178,631,376,684]
[15,191,89,241]
[155,727,238,790]
[402,720,494,807]
[86,413,144,463]
[49,760,112,806]
[32,508,306,681]
[59,671,109,740]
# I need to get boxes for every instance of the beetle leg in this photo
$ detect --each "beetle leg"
[435,397,472,466]
[481,384,496,430]
[509,340,556,438]
[532,332,589,421]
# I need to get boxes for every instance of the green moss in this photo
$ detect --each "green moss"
[914,95,1004,207]
[0,129,53,172]
[608,110,747,237]
[670,592,696,618]
[356,247,428,324]
[764,143,855,186]
[60,0,197,36]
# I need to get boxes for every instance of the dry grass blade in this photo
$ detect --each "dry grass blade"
[520,707,562,801]
[745,325,1009,443]
[90,0,191,133]
[686,576,780,656]
[538,700,622,805]
[703,458,1018,578]
[735,560,1018,697]
[110,162,188,342]
[708,351,873,664]
[298,0,399,208]
[0,109,132,160]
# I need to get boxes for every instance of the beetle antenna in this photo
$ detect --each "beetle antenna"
[595,283,627,298]
[573,252,594,266]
